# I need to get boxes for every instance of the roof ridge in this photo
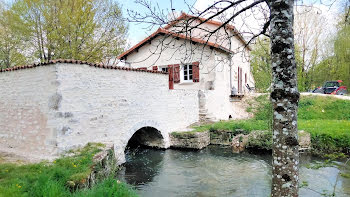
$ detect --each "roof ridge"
[117,27,233,60]
[164,12,236,30]
[164,12,250,50]
[0,59,167,74]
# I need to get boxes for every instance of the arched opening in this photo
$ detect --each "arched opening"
[119,127,165,185]
[126,126,164,149]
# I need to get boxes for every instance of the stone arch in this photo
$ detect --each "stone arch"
[115,120,170,164]
[126,126,164,149]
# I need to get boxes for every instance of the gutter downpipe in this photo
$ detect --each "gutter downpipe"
[229,54,232,91]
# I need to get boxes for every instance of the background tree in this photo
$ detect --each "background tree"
[251,36,303,93]
[0,2,29,68]
[0,0,128,66]
[308,4,350,89]
[250,37,271,92]
[333,6,350,87]
[294,6,327,91]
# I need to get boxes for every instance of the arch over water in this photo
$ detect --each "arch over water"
[126,126,165,149]
[115,120,170,164]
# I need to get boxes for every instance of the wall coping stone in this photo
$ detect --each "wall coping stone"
[0,59,168,74]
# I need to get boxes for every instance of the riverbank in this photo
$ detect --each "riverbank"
[0,143,137,197]
[172,95,350,155]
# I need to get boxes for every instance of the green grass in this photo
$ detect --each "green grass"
[187,95,350,154]
[0,143,137,197]
[72,178,137,197]
[298,96,350,120]
[300,120,350,154]
[192,120,269,133]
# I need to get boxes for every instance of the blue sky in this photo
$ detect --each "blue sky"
[120,0,196,45]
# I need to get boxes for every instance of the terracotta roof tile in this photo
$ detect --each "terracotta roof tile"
[0,59,167,75]
[117,13,251,60]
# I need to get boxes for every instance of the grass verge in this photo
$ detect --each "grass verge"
[0,143,137,197]
[183,95,350,154]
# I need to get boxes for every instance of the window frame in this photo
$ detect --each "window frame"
[161,67,169,73]
[158,66,169,73]
[181,64,193,83]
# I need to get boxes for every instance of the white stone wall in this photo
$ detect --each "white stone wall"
[0,66,59,161]
[126,35,216,69]
[125,35,220,92]
[125,31,254,92]
[56,63,199,163]
[166,20,254,93]
[125,33,254,121]
[0,63,199,163]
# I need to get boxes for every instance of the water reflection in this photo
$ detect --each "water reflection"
[118,148,165,185]
[117,146,350,197]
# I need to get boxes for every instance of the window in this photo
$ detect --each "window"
[183,64,193,81]
[161,67,168,73]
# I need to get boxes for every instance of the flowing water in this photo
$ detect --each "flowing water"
[117,146,350,197]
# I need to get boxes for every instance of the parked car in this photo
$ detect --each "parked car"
[312,80,348,95]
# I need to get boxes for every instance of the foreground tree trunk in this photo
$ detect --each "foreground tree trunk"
[269,0,300,196]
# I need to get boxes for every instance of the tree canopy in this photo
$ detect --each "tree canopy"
[0,0,128,68]
[251,5,350,91]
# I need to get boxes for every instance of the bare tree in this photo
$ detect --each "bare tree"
[125,0,339,196]
[294,6,328,90]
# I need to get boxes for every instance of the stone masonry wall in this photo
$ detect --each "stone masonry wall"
[0,62,199,163]
[55,63,199,163]
[0,66,59,161]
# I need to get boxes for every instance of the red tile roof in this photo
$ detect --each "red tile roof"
[117,28,233,60]
[117,12,251,60]
[0,59,167,74]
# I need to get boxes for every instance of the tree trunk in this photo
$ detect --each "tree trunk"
[269,0,300,196]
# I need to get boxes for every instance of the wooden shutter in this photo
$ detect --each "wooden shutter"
[192,62,199,82]
[240,68,243,93]
[238,67,243,93]
[138,67,147,70]
[174,64,180,83]
[153,66,158,71]
[168,65,174,89]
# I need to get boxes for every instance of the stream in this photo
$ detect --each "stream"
[117,146,350,197]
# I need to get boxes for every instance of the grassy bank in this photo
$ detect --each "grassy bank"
[0,143,137,197]
[191,95,350,154]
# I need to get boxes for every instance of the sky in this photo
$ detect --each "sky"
[2,0,345,47]
[119,0,196,46]
[122,0,345,46]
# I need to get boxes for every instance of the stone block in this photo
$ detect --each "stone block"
[170,131,210,149]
